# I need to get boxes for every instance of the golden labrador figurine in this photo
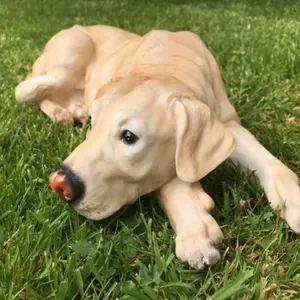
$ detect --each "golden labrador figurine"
[15,25,300,269]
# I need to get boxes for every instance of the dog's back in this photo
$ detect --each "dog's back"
[87,29,238,124]
[16,25,238,124]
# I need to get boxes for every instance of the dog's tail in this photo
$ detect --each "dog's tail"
[15,75,58,104]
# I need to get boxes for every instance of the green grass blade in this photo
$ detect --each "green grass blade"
[211,270,254,300]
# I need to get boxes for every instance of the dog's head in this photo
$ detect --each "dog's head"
[49,76,236,220]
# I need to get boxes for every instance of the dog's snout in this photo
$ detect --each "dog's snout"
[49,165,85,204]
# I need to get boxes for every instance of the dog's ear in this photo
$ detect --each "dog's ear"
[171,96,236,182]
[15,75,58,104]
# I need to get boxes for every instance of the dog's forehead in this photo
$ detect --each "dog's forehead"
[119,87,160,109]
[91,80,168,118]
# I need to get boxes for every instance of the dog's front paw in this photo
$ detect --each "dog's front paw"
[263,166,300,233]
[175,232,220,269]
[50,107,74,125]
[175,215,223,269]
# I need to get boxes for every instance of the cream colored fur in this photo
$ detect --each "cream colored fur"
[16,25,300,269]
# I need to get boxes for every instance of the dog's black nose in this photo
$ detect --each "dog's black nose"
[49,164,85,205]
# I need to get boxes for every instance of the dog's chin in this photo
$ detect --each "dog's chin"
[71,201,124,221]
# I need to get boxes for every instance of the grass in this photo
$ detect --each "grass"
[0,0,300,298]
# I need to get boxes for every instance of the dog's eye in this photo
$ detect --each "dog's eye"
[121,130,139,145]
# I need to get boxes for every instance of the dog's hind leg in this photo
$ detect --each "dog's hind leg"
[227,122,300,233]
[16,25,95,124]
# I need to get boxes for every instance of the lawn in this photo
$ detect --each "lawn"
[1,0,300,299]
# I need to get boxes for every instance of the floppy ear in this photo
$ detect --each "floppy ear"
[15,75,58,104]
[171,96,236,182]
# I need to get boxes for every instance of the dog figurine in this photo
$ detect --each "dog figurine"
[15,25,300,269]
